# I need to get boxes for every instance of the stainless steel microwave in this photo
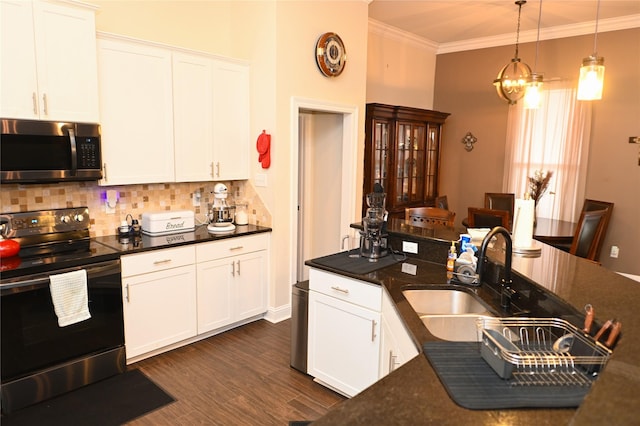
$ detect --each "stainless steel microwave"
[1,119,102,183]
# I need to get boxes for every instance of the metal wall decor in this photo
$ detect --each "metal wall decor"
[462,132,477,151]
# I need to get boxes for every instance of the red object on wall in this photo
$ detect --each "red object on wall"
[256,130,271,169]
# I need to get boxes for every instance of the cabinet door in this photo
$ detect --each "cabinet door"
[1,0,99,122]
[380,290,418,377]
[173,52,215,182]
[0,0,38,120]
[122,265,197,359]
[32,1,99,122]
[234,250,268,320]
[212,60,249,180]
[196,257,234,334]
[308,290,381,397]
[97,37,174,185]
[394,122,426,207]
[424,124,441,200]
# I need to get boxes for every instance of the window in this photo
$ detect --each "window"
[503,82,592,222]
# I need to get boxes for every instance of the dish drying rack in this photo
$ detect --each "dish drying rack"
[477,317,612,387]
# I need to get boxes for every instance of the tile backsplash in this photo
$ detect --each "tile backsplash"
[1,180,271,237]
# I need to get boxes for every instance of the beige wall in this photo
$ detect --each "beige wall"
[367,22,437,109]
[87,0,369,313]
[434,28,640,275]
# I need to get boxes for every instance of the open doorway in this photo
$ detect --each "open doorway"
[291,98,359,285]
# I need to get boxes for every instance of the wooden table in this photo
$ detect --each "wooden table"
[532,217,577,245]
[462,216,576,245]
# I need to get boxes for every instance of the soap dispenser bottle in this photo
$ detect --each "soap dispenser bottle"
[446,241,457,280]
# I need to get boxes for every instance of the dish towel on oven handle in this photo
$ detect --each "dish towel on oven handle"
[49,269,91,327]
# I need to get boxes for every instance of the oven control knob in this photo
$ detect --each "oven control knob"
[60,215,71,224]
[74,214,85,222]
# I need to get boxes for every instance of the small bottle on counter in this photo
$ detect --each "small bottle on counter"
[446,241,457,280]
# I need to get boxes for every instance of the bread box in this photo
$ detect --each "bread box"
[141,210,195,236]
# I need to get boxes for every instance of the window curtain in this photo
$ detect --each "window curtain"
[502,81,592,222]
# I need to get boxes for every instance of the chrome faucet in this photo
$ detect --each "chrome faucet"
[476,226,514,309]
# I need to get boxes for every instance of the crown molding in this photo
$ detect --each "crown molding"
[438,14,640,54]
[368,19,438,53]
[368,15,640,55]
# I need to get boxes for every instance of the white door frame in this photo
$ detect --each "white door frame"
[289,97,359,285]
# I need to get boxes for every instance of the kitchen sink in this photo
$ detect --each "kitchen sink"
[402,289,494,342]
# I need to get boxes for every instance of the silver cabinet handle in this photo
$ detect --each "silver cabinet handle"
[32,92,38,115]
[371,319,377,342]
[231,261,235,277]
[388,350,399,373]
[215,162,220,177]
[210,162,214,178]
[330,286,349,294]
[103,163,108,181]
[153,259,172,265]
[125,284,130,302]
[229,246,244,251]
[42,93,48,115]
[236,260,241,276]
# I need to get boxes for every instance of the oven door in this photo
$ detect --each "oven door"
[1,259,125,383]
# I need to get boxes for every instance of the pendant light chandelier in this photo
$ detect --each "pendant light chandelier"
[524,0,544,109]
[577,0,605,100]
[494,0,532,105]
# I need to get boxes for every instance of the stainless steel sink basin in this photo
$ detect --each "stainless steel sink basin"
[402,289,489,315]
[402,289,494,342]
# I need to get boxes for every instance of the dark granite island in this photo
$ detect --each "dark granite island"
[307,220,639,425]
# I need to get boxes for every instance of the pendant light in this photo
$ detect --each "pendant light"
[524,0,544,109]
[494,0,532,105]
[577,0,605,100]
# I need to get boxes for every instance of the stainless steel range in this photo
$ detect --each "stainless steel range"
[0,207,125,414]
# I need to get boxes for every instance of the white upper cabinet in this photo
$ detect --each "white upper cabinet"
[98,34,250,185]
[173,52,215,182]
[212,60,249,181]
[97,37,175,185]
[1,0,99,122]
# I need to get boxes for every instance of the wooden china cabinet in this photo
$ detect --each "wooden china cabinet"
[363,103,450,219]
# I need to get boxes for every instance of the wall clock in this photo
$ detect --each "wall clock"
[315,32,347,77]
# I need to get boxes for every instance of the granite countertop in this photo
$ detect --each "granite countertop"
[308,223,640,425]
[93,223,272,254]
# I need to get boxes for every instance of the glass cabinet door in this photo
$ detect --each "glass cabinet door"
[424,124,440,199]
[372,119,390,191]
[395,122,426,206]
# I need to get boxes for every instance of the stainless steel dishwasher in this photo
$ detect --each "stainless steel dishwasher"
[290,281,309,373]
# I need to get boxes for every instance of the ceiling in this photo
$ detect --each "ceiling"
[368,0,640,51]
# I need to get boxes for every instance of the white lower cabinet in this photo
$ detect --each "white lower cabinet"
[121,233,269,362]
[308,268,418,397]
[380,289,419,376]
[196,234,268,334]
[121,246,197,360]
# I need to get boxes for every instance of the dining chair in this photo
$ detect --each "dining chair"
[435,195,449,210]
[570,209,608,261]
[467,207,510,231]
[484,193,515,224]
[582,199,613,260]
[406,207,456,228]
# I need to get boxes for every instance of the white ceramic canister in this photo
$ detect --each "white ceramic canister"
[235,204,249,225]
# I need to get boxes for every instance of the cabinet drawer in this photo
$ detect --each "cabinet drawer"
[196,233,269,262]
[309,268,382,311]
[122,246,195,277]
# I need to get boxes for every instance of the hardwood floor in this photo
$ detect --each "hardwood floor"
[127,319,345,425]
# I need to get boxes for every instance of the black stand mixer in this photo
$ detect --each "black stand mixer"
[360,185,388,261]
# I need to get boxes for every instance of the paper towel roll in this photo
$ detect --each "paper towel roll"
[512,198,535,248]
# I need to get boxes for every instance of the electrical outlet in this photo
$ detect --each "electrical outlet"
[610,245,619,258]
[402,241,418,254]
[192,191,201,207]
